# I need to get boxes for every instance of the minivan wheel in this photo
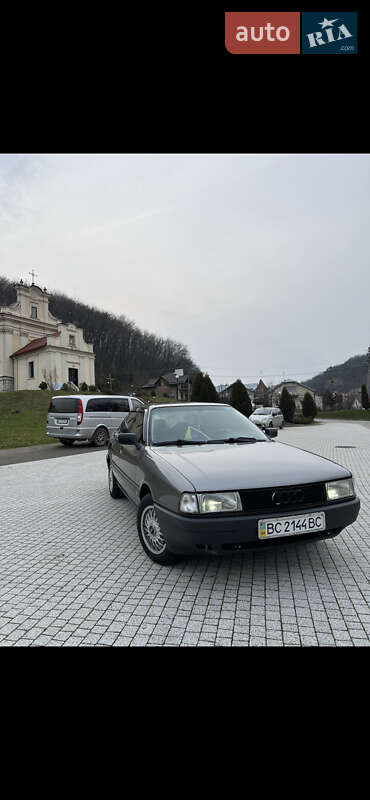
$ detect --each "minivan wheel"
[108,464,124,498]
[59,438,74,446]
[137,495,178,565]
[92,427,109,447]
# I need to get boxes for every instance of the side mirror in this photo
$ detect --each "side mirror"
[265,428,278,438]
[118,433,137,445]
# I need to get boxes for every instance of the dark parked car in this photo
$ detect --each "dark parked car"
[106,402,360,564]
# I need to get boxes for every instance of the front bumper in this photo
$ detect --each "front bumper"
[154,497,360,555]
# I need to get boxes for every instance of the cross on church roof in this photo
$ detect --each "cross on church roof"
[29,269,38,284]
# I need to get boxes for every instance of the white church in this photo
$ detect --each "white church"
[0,279,95,392]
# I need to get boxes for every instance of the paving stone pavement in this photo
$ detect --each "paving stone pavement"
[0,420,369,647]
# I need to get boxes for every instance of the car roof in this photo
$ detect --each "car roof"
[51,394,132,400]
[148,402,228,410]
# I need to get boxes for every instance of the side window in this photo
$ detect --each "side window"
[86,399,98,412]
[113,398,130,413]
[86,398,111,412]
[131,398,144,410]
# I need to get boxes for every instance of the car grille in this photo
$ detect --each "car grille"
[239,482,327,514]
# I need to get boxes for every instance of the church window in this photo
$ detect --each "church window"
[31,306,38,319]
[29,361,34,378]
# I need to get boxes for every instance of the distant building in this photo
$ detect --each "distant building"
[272,380,319,412]
[218,384,233,401]
[215,384,229,395]
[341,391,362,410]
[0,280,95,392]
[140,372,192,401]
[217,381,256,403]
[253,378,270,406]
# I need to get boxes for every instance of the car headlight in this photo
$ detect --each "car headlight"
[179,491,242,514]
[325,478,354,501]
[199,492,242,513]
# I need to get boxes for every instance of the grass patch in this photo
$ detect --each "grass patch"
[317,409,370,421]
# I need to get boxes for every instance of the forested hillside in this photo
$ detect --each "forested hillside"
[307,353,368,393]
[0,276,198,391]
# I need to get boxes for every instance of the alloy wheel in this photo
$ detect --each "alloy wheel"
[140,505,167,555]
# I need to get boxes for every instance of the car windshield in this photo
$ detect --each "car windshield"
[253,408,271,415]
[149,405,268,444]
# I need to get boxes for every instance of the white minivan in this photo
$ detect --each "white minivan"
[46,394,145,447]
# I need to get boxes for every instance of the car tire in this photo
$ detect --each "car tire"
[92,427,109,447]
[59,438,74,446]
[281,421,284,428]
[137,494,178,565]
[108,464,125,498]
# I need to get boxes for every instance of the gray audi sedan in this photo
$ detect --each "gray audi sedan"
[106,402,360,565]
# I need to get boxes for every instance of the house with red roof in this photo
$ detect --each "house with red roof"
[0,280,95,391]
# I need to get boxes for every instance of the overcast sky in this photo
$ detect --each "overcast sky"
[0,153,369,387]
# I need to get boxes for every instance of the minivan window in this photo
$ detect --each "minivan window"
[131,398,144,410]
[49,398,79,413]
[112,399,130,412]
[86,398,106,412]
[86,397,130,412]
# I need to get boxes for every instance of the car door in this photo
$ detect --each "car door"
[112,411,145,502]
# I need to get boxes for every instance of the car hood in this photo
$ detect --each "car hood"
[150,441,350,492]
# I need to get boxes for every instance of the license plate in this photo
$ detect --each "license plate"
[55,418,68,425]
[258,512,326,540]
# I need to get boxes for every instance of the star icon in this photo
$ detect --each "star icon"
[318,17,339,29]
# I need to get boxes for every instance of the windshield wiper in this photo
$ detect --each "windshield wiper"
[206,437,258,444]
[152,440,209,447]
[153,437,261,446]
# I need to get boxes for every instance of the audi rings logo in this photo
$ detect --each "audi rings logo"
[272,488,304,505]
